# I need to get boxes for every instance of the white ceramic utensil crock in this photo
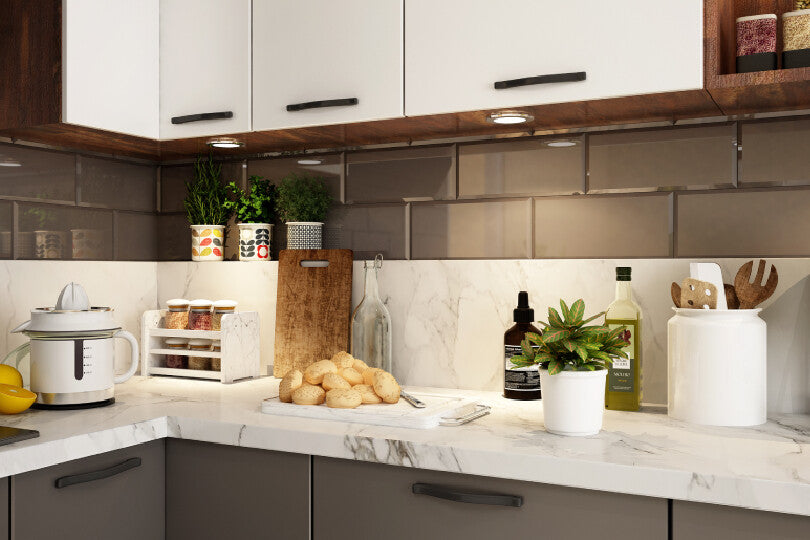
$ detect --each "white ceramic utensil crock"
[9,283,139,408]
[668,307,766,426]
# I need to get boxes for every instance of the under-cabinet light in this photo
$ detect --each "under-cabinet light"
[206,137,244,149]
[0,156,21,167]
[486,111,534,125]
[544,139,579,148]
[297,158,323,165]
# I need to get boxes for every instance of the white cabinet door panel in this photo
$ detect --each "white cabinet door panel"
[63,0,159,138]
[405,0,703,116]
[160,0,251,139]
[253,0,404,131]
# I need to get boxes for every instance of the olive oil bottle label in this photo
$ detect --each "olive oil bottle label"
[606,321,637,393]
[504,345,540,392]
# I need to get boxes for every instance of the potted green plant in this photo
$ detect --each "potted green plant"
[275,173,332,249]
[223,176,277,261]
[184,155,233,261]
[509,299,628,436]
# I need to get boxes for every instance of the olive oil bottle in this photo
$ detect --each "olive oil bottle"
[605,267,642,411]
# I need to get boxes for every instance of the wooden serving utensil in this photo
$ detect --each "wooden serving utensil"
[733,260,778,309]
[671,282,682,308]
[724,284,740,309]
[680,278,718,309]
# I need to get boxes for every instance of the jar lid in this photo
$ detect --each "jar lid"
[166,298,189,308]
[188,338,211,348]
[189,299,213,309]
[213,300,237,309]
[784,10,810,18]
[736,14,777,22]
[165,338,187,347]
[211,340,221,346]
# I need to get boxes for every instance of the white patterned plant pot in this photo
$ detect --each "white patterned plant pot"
[190,225,225,261]
[286,222,323,250]
[34,230,68,259]
[238,223,273,261]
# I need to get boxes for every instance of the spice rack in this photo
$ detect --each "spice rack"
[140,309,261,383]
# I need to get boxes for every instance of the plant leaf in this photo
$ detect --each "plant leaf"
[581,311,606,325]
[520,340,534,359]
[560,299,571,324]
[547,307,564,327]
[547,359,563,375]
[561,339,576,352]
[541,328,570,343]
[569,299,585,324]
[574,344,589,362]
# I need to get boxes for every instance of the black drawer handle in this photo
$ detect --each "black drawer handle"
[412,483,523,507]
[494,71,586,90]
[286,98,359,112]
[55,457,141,489]
[171,111,234,124]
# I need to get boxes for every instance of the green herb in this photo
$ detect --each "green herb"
[275,173,332,223]
[509,299,628,374]
[183,155,233,226]
[223,176,277,224]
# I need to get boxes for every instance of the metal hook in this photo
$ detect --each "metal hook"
[374,253,383,269]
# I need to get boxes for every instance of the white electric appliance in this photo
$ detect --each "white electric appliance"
[7,283,138,408]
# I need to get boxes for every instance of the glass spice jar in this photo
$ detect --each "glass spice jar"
[188,299,213,330]
[212,300,238,331]
[187,339,211,370]
[164,337,188,369]
[165,299,189,330]
[211,340,221,371]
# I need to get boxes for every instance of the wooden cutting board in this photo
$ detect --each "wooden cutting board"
[273,249,353,378]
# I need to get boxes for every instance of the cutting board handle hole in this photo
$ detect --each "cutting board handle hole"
[300,260,330,268]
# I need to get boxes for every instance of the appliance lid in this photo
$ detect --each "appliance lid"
[14,282,120,333]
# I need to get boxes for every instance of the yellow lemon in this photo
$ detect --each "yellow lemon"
[0,384,36,414]
[0,365,23,387]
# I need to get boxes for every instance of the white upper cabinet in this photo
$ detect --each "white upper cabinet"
[62,0,159,138]
[252,0,404,131]
[160,0,251,139]
[405,0,703,117]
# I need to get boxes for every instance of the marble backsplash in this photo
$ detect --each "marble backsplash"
[0,259,808,413]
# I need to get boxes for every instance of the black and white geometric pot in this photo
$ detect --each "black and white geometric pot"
[238,223,273,261]
[286,222,323,250]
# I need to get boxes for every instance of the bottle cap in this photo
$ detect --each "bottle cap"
[513,291,534,323]
[616,267,632,281]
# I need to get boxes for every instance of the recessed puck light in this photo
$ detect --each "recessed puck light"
[486,111,534,125]
[206,137,244,149]
[544,139,578,148]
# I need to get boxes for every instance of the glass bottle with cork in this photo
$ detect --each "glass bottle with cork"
[605,267,642,411]
[504,291,542,400]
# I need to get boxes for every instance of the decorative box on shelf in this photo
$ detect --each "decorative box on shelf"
[140,309,261,383]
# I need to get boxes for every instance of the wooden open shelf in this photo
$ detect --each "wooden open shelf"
[705,0,810,114]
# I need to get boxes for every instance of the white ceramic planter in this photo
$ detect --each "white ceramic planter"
[190,225,225,261]
[539,368,607,436]
[668,308,766,427]
[34,230,67,259]
[286,221,322,250]
[238,223,273,261]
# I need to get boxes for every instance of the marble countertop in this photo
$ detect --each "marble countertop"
[0,376,808,516]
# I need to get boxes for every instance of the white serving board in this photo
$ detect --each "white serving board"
[260,392,479,429]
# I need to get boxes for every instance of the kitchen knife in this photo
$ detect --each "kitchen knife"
[400,390,426,408]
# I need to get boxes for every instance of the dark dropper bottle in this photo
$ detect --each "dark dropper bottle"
[503,291,542,400]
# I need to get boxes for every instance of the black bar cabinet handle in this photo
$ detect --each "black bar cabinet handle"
[55,457,141,489]
[171,111,233,124]
[494,71,586,90]
[412,483,523,507]
[286,98,359,112]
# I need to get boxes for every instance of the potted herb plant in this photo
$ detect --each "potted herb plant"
[223,176,277,261]
[275,173,332,249]
[184,155,233,261]
[509,299,628,436]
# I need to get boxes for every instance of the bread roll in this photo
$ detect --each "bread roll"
[372,370,400,404]
[325,388,362,409]
[279,369,303,403]
[340,367,364,386]
[353,384,383,404]
[291,384,326,405]
[304,359,338,385]
[362,367,383,386]
[330,351,355,369]
[322,371,351,391]
[352,359,370,372]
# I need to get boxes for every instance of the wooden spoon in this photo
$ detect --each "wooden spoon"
[671,282,682,308]
[733,260,778,309]
[724,284,740,309]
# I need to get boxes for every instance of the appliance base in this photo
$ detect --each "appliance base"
[32,387,115,407]
[31,397,115,410]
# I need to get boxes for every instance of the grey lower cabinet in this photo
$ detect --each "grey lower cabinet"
[12,440,165,540]
[313,457,668,540]
[672,500,810,540]
[1,477,8,540]
[165,439,309,540]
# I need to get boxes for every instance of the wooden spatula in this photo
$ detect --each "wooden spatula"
[734,260,778,309]
[671,282,682,308]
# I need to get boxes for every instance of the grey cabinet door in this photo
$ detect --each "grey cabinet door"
[1,477,8,540]
[12,440,165,540]
[165,439,309,540]
[313,457,667,540]
[672,500,810,540]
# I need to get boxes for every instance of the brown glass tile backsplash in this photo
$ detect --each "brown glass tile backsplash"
[6,115,810,261]
[459,138,583,198]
